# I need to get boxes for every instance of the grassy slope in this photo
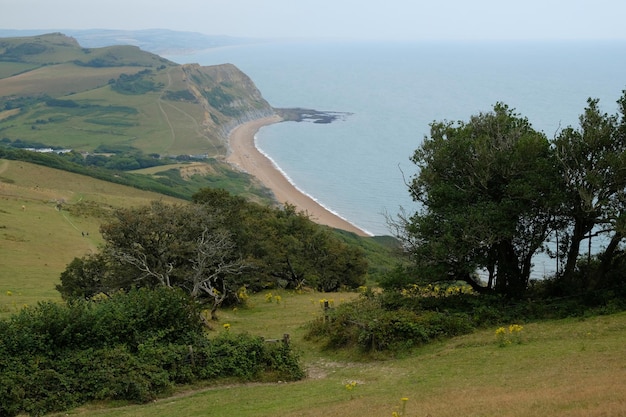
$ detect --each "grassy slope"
[0,33,269,158]
[0,159,184,313]
[0,65,217,157]
[1,33,624,417]
[49,290,626,417]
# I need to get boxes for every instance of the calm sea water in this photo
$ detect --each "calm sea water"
[165,41,626,254]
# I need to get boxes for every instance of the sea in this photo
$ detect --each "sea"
[165,40,626,277]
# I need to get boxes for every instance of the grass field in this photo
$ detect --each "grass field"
[0,63,147,97]
[0,65,225,157]
[2,158,625,416]
[45,289,626,417]
[0,159,184,313]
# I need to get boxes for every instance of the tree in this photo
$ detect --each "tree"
[553,93,626,286]
[58,201,246,317]
[59,189,368,314]
[192,189,368,292]
[57,253,134,300]
[402,103,561,296]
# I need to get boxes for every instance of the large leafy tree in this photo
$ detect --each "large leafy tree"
[403,103,561,296]
[553,93,626,285]
[192,188,368,291]
[59,200,245,318]
[59,189,368,314]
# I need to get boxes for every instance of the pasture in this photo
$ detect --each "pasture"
[46,289,626,417]
[0,159,184,313]
[1,159,625,417]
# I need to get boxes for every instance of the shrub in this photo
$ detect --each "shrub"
[306,294,477,353]
[0,288,305,415]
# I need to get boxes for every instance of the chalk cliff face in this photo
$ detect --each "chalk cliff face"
[180,63,276,140]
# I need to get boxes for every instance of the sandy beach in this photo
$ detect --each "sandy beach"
[226,116,369,237]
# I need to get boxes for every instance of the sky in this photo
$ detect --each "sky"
[2,0,626,41]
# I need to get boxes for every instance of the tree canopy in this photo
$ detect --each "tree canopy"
[58,188,368,315]
[400,92,626,297]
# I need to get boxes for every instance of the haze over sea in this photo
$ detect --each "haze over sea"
[166,41,626,250]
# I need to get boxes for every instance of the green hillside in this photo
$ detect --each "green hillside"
[0,32,279,204]
[0,33,278,312]
[0,158,188,312]
[0,33,274,157]
[0,33,398,315]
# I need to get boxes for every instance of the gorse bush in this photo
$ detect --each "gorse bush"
[0,288,304,417]
[306,278,626,355]
[305,296,475,353]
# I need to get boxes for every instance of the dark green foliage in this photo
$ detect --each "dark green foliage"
[4,288,203,356]
[0,43,47,61]
[45,98,79,108]
[400,93,626,297]
[261,340,306,381]
[0,288,304,416]
[307,280,626,354]
[203,86,240,117]
[110,70,162,95]
[192,188,368,292]
[163,89,197,102]
[59,192,369,320]
[1,95,47,110]
[1,137,59,150]
[306,295,475,353]
[378,264,418,291]
[404,103,559,297]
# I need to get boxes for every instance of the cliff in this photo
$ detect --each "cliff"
[180,63,276,140]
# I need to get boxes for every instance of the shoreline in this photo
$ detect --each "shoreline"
[226,115,370,237]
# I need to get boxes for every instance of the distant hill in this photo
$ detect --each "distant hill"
[0,31,277,234]
[0,29,259,55]
[0,32,278,310]
[0,32,275,157]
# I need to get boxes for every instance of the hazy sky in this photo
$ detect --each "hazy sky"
[2,0,626,41]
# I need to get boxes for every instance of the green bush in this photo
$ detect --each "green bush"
[306,295,477,353]
[0,288,305,416]
[262,341,306,381]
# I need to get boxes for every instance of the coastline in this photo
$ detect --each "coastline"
[226,115,370,237]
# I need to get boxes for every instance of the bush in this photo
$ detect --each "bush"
[0,288,305,415]
[306,294,478,353]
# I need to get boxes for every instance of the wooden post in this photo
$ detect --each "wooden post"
[324,300,330,322]
[188,345,195,367]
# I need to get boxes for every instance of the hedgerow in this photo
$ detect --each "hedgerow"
[306,279,626,355]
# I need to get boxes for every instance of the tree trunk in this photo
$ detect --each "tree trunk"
[461,273,493,295]
[211,304,220,321]
[599,231,623,278]
[495,240,525,297]
[563,219,593,280]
